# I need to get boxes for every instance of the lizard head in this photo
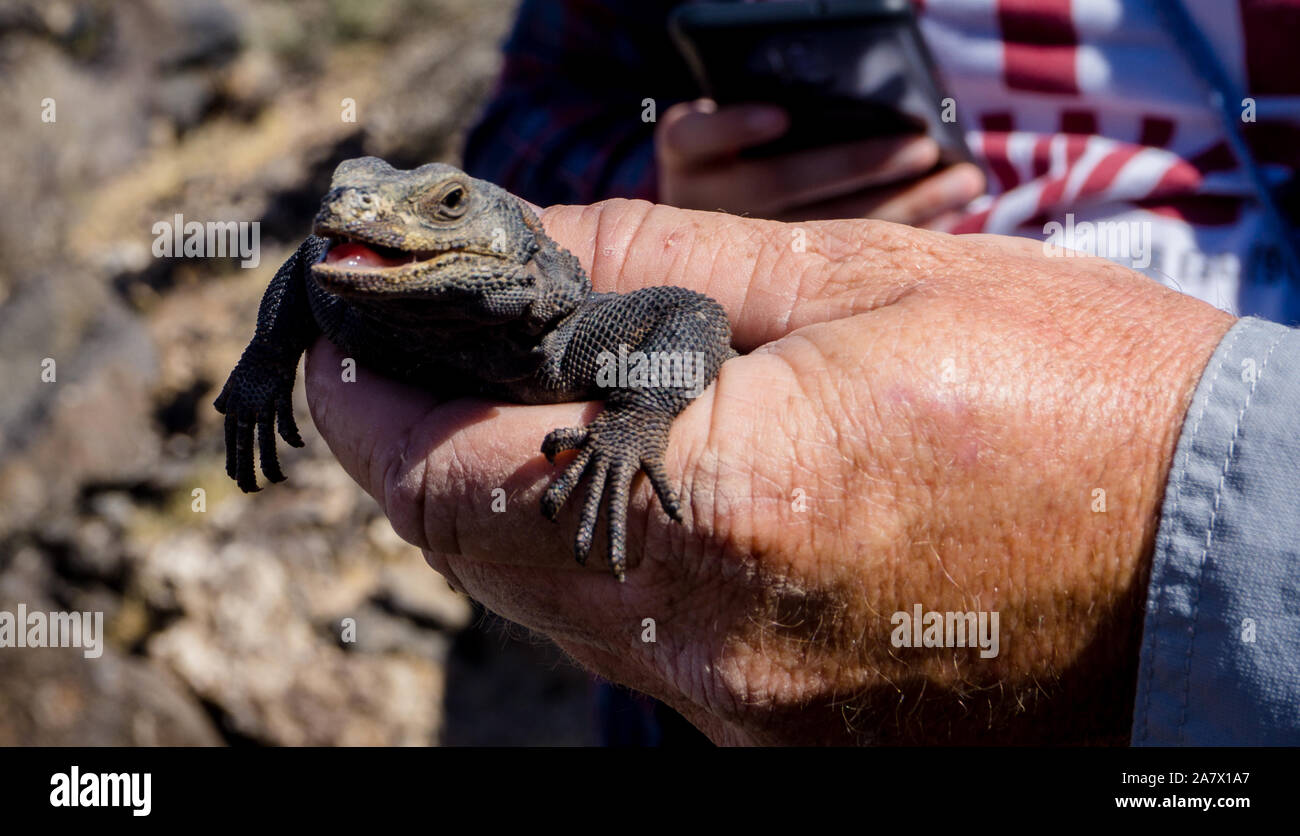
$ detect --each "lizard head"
[309,157,543,297]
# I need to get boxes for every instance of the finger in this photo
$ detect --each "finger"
[771,162,986,224]
[303,334,440,503]
[918,209,967,232]
[706,135,940,214]
[541,195,963,349]
[656,100,789,166]
[306,333,726,566]
[955,232,1054,256]
[307,337,592,562]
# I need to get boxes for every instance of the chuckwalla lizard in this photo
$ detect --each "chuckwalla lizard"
[216,157,733,580]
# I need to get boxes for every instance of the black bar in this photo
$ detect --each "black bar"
[0,746,1283,822]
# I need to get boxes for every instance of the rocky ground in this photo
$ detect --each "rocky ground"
[0,0,599,745]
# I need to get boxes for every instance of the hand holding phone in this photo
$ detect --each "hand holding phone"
[661,1,982,225]
[655,98,983,226]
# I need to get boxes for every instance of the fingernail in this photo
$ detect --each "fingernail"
[694,97,718,115]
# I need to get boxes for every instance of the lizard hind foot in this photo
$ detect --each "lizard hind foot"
[539,408,678,581]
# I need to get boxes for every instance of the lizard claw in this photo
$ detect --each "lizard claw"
[540,407,677,581]
[277,397,304,448]
[215,350,300,492]
[540,426,587,464]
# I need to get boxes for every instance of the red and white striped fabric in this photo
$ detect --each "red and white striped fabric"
[915,0,1300,319]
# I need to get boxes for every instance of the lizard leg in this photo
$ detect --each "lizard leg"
[536,286,731,579]
[214,236,324,491]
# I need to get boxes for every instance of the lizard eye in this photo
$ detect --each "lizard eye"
[432,183,468,219]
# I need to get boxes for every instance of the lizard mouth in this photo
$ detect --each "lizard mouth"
[311,230,509,294]
[319,236,447,271]
[310,234,458,292]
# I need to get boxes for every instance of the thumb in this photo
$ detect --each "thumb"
[304,335,596,566]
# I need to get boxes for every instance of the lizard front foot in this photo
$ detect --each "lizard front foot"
[213,344,304,492]
[540,406,683,581]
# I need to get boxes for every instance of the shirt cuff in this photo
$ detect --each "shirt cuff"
[1133,316,1300,745]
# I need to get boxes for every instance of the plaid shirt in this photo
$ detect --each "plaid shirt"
[463,0,694,206]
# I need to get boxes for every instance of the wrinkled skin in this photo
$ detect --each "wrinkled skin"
[305,199,1234,745]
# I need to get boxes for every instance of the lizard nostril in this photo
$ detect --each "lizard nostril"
[340,189,379,220]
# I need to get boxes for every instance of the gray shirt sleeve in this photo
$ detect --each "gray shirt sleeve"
[1133,316,1300,745]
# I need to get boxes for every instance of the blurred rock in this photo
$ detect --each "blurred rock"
[0,545,56,604]
[0,272,160,534]
[0,550,218,745]
[0,646,223,746]
[151,0,243,71]
[0,0,597,747]
[130,531,460,745]
[377,559,473,631]
[154,72,218,133]
[339,603,451,659]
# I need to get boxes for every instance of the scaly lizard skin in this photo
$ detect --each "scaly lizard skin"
[215,157,733,580]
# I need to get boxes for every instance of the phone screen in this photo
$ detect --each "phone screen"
[669,0,969,163]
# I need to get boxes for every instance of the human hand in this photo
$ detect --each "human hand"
[304,200,1233,744]
[655,98,985,227]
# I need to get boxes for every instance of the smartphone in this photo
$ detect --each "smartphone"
[668,0,970,164]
